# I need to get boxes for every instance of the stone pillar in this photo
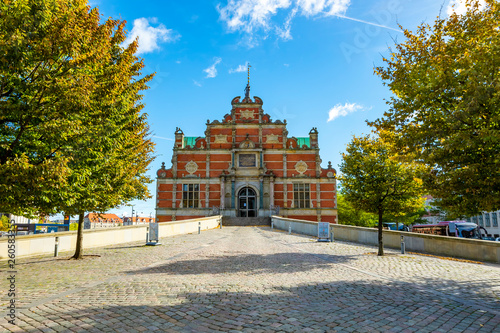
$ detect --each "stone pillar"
[174,127,184,148]
[316,179,321,222]
[270,175,275,208]
[259,124,262,147]
[283,153,288,208]
[231,177,235,209]
[259,176,264,210]
[205,183,209,209]
[309,127,318,148]
[172,181,177,209]
[172,152,178,178]
[205,127,211,150]
[206,154,210,178]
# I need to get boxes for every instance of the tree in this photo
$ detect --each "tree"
[339,134,425,255]
[0,215,10,232]
[370,0,500,217]
[0,0,155,258]
[384,204,427,229]
[337,193,378,227]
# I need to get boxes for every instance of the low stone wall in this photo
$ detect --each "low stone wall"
[272,216,319,236]
[271,216,500,263]
[0,215,222,260]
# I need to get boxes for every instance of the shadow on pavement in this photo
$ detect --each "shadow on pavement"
[126,252,360,276]
[9,280,500,332]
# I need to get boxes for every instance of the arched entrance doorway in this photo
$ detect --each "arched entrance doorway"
[238,187,257,217]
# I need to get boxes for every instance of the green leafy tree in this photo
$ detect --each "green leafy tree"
[384,204,427,229]
[370,0,500,217]
[337,193,378,227]
[339,134,425,255]
[0,0,155,259]
[0,215,10,231]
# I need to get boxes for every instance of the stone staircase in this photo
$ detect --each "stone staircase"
[222,216,271,226]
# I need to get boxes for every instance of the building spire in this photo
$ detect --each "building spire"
[244,63,251,99]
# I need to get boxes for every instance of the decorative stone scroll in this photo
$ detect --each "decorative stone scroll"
[295,161,308,174]
[185,161,198,174]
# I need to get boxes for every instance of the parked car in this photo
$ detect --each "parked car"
[377,223,409,231]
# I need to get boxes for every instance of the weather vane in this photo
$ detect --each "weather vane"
[247,63,251,84]
[244,63,251,99]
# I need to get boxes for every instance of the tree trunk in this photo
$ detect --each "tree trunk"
[378,209,384,256]
[71,212,84,259]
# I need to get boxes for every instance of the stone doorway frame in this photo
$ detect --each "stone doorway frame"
[238,187,257,217]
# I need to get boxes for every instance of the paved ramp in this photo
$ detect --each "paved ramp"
[1,227,499,332]
[222,216,271,226]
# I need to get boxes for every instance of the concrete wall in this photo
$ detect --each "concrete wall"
[272,216,319,236]
[0,216,221,260]
[271,216,500,263]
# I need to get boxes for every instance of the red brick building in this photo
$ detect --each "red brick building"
[155,84,337,223]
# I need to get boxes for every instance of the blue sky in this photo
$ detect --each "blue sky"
[76,0,473,220]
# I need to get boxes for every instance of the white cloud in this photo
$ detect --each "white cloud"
[217,0,351,44]
[193,80,202,87]
[217,0,291,34]
[276,7,297,40]
[122,18,179,55]
[298,0,350,17]
[203,58,222,78]
[327,102,364,122]
[446,0,486,16]
[229,62,248,73]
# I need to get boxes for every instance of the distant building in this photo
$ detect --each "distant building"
[123,216,154,226]
[421,195,444,224]
[84,213,122,229]
[0,213,38,225]
[421,196,500,238]
[155,82,337,223]
[466,211,500,238]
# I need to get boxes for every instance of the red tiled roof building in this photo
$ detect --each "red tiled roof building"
[155,83,337,223]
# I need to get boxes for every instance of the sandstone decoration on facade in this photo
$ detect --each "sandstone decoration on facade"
[185,161,198,174]
[240,109,254,119]
[295,161,308,174]
[239,139,255,149]
[266,134,279,143]
[214,134,227,143]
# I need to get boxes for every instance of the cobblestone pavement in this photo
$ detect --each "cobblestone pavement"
[1,226,499,332]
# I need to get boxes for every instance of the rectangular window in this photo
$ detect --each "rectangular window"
[475,215,484,227]
[183,184,199,208]
[492,213,498,227]
[485,213,491,227]
[293,183,310,208]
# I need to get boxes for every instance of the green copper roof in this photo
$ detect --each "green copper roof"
[297,137,310,148]
[184,137,197,147]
